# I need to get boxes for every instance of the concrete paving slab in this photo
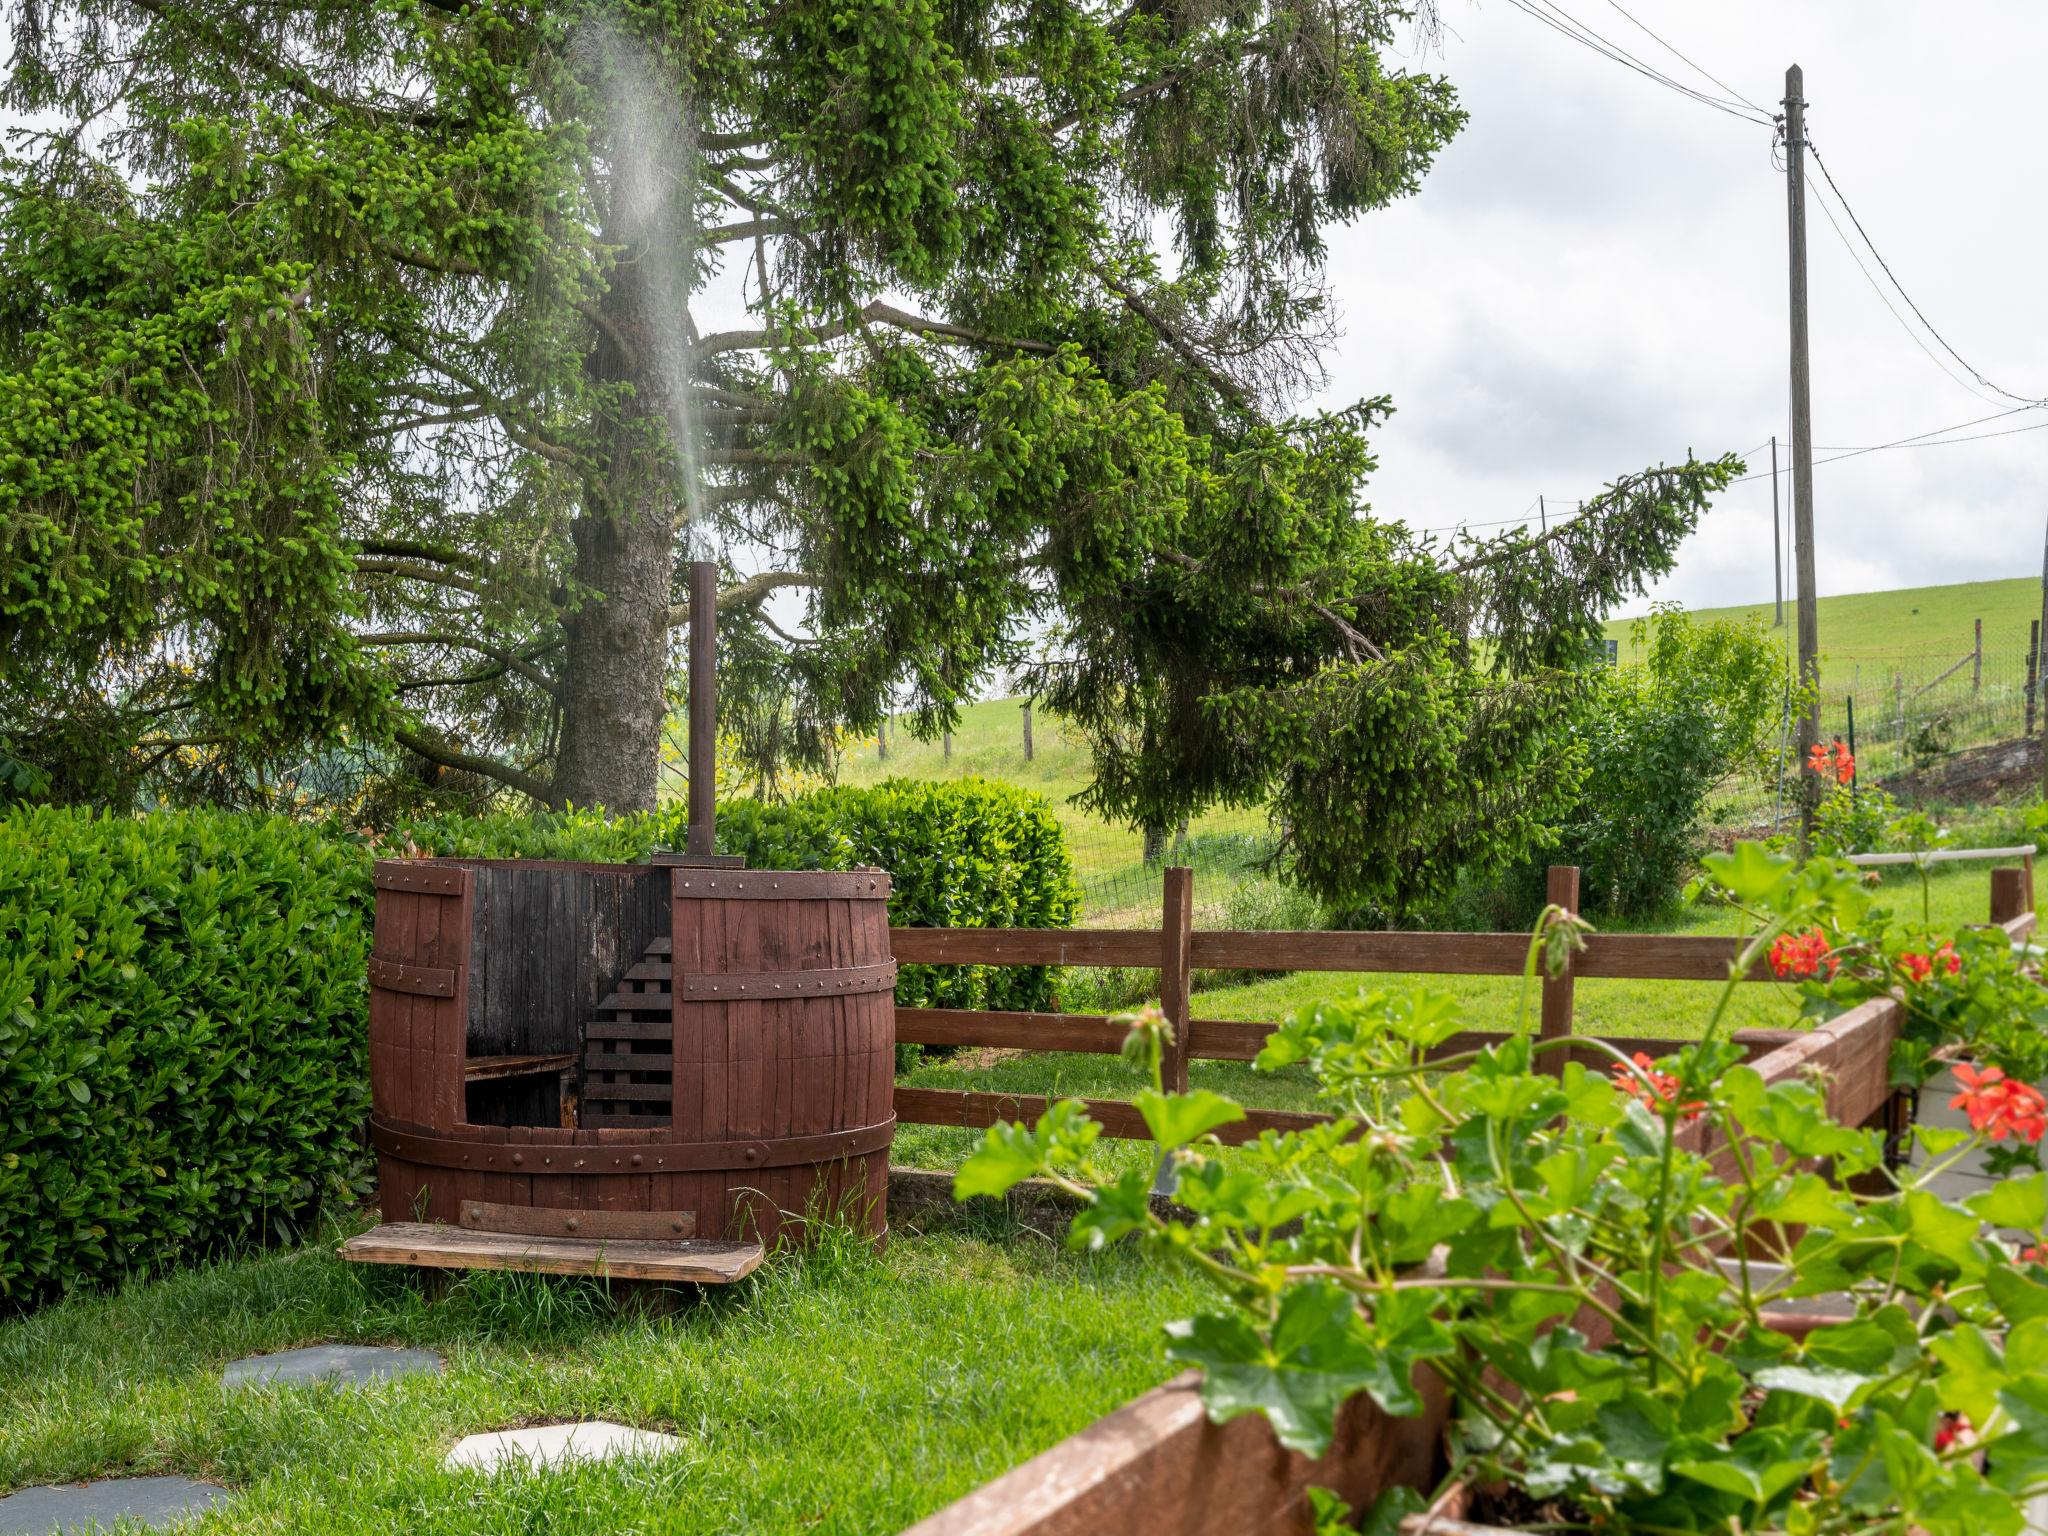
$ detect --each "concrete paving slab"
[0,1477,231,1534]
[222,1344,442,1390]
[444,1421,684,1473]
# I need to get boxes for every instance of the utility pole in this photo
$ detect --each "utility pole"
[1770,435,1783,627]
[1539,495,1547,534]
[2037,514,2048,794]
[1784,65,1820,856]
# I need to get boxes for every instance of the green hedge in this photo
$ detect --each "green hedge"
[0,808,372,1305]
[2,781,1076,1303]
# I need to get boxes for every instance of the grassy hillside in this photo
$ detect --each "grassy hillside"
[826,577,2039,917]
[835,697,1273,924]
[1605,576,2040,666]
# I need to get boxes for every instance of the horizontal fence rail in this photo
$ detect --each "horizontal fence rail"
[890,862,2039,1143]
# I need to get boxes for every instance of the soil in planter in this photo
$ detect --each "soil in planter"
[1458,1484,1584,1531]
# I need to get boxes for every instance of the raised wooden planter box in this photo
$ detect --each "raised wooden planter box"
[903,997,1908,1536]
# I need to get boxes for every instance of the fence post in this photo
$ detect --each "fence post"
[2029,620,2039,738]
[1992,866,2028,928]
[1538,865,1580,1074]
[1160,866,1194,1096]
[1973,618,1982,691]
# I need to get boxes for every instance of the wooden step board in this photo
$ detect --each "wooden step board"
[339,1222,763,1284]
[583,934,675,1129]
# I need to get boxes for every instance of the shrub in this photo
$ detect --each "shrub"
[0,808,372,1305]
[1522,606,1779,918]
[717,779,1080,1013]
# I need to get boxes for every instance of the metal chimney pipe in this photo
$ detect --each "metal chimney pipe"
[687,559,716,855]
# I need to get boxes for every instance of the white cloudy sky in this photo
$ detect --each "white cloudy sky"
[1317,0,2048,614]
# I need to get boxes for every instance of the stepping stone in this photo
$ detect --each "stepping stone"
[444,1421,685,1473]
[222,1343,442,1390]
[0,1476,231,1533]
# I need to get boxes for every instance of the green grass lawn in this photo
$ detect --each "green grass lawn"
[0,1212,1203,1535]
[891,859,2021,1177]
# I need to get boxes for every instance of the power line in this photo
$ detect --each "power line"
[1595,0,1770,117]
[1415,405,2047,533]
[1805,141,2047,407]
[1730,406,2048,483]
[1498,0,1774,126]
[1805,173,2010,410]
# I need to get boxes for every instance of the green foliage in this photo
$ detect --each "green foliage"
[958,847,2048,1534]
[1812,783,1900,859]
[0,807,372,1305]
[2,0,1740,869]
[1532,605,1780,917]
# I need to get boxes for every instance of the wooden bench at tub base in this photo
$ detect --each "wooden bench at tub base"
[338,1221,763,1284]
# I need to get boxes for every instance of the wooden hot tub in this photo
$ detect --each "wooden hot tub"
[364,857,896,1250]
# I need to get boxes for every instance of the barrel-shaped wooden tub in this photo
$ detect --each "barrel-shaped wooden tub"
[367,858,895,1248]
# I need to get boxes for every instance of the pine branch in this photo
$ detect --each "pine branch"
[393,724,555,804]
[666,570,819,628]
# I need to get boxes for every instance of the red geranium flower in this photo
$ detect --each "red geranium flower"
[1611,1052,1705,1120]
[1805,741,1856,784]
[1899,940,1961,985]
[2021,1244,2044,1266]
[1935,1413,1970,1453]
[1770,928,1837,980]
[1950,1064,2048,1144]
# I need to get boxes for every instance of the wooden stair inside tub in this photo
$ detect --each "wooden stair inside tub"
[581,936,675,1129]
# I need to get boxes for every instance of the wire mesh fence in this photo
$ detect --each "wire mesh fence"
[1714,639,2044,836]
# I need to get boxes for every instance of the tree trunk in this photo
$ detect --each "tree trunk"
[1142,823,1166,865]
[552,504,674,811]
[551,236,678,814]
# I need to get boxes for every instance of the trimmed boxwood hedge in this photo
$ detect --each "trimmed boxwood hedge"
[3,779,1077,1303]
[0,808,373,1306]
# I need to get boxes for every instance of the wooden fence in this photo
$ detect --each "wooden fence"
[890,861,2040,1144]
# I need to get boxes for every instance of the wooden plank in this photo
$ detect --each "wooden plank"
[464,1053,576,1083]
[579,1081,674,1102]
[671,868,890,901]
[458,1200,696,1240]
[374,861,468,895]
[1846,845,2034,867]
[1188,928,1528,975]
[586,1016,675,1041]
[369,956,456,998]
[898,1008,1130,1054]
[1537,865,1580,1071]
[338,1222,760,1283]
[898,1013,1805,1065]
[1161,867,1194,1094]
[893,1087,1331,1143]
[896,925,1775,984]
[585,1050,676,1073]
[899,1368,1446,1536]
[890,928,1161,968]
[1993,867,2028,926]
